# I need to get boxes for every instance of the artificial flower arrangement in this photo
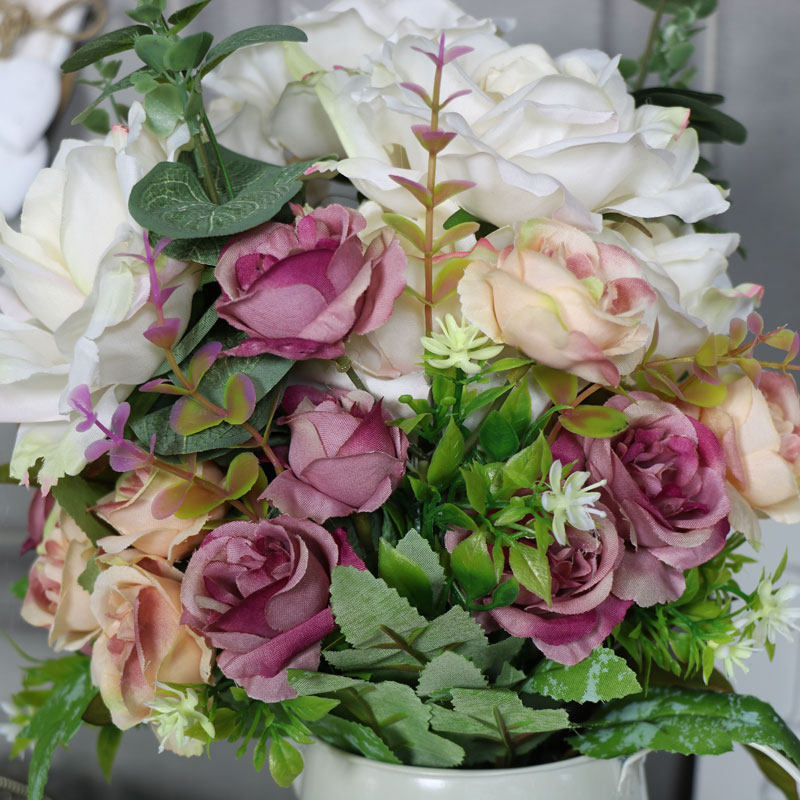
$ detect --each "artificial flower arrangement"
[3,0,800,797]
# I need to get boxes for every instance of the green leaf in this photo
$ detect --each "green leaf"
[77,556,101,594]
[527,648,641,703]
[129,150,312,239]
[560,405,629,438]
[395,529,446,603]
[51,476,114,545]
[413,606,488,654]
[666,41,694,71]
[23,656,97,800]
[82,108,111,135]
[572,687,800,767]
[498,381,533,440]
[225,452,260,498]
[223,373,256,424]
[508,541,550,604]
[479,411,519,460]
[282,696,340,722]
[200,25,308,77]
[97,725,123,782]
[417,651,488,696]
[171,396,224,435]
[378,539,434,615]
[61,25,151,72]
[269,734,304,788]
[632,0,716,19]
[308,714,402,764]
[461,385,512,419]
[451,532,496,600]
[329,566,427,650]
[164,31,214,71]
[72,68,152,126]
[167,0,212,32]
[165,305,220,368]
[126,3,164,23]
[288,671,364,697]
[435,503,477,531]
[427,418,464,487]
[10,575,28,600]
[501,434,551,491]
[531,364,578,405]
[382,213,425,252]
[461,465,487,515]
[134,34,173,73]
[746,744,800,800]
[144,82,185,137]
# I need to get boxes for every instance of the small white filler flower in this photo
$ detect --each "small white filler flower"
[146,684,215,754]
[421,314,503,375]
[746,579,800,646]
[541,460,607,546]
[710,637,760,681]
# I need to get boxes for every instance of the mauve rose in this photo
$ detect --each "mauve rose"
[262,386,409,522]
[181,517,363,702]
[447,521,630,666]
[90,551,214,730]
[553,393,730,606]
[214,204,407,360]
[22,506,100,652]
[95,462,226,564]
[21,490,55,555]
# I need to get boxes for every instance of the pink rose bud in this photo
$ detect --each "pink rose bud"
[262,386,409,522]
[181,518,363,702]
[214,204,407,360]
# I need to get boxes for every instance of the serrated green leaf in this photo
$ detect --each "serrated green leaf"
[282,696,340,722]
[164,31,214,71]
[417,651,488,696]
[269,734,304,787]
[495,662,526,688]
[396,529,446,602]
[61,25,151,72]
[378,539,434,615]
[427,418,464,487]
[451,531,496,600]
[51,476,114,545]
[527,648,641,703]
[129,149,312,239]
[97,725,122,783]
[77,555,101,594]
[308,715,402,764]
[479,411,519,460]
[199,25,307,77]
[560,405,629,438]
[287,671,364,697]
[330,566,427,649]
[572,687,800,767]
[415,606,489,654]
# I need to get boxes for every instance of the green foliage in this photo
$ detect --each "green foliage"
[51,475,114,545]
[559,405,629,438]
[199,25,308,77]
[61,25,151,72]
[306,714,402,763]
[97,725,123,783]
[10,575,29,600]
[417,652,488,696]
[427,418,464,486]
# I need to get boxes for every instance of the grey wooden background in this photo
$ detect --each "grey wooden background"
[1,1,799,798]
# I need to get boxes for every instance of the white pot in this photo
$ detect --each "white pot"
[293,743,649,800]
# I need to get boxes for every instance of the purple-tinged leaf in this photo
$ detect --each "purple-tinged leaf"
[695,335,719,368]
[390,174,432,207]
[531,365,579,406]
[786,332,800,364]
[152,481,190,519]
[69,385,97,431]
[382,212,426,252]
[765,328,797,352]
[433,180,475,207]
[443,44,473,64]
[400,81,432,107]
[433,221,479,253]
[223,373,257,424]
[681,376,728,407]
[139,378,191,396]
[440,88,472,109]
[111,403,131,436]
[411,35,445,68]
[644,369,685,400]
[739,357,763,386]
[85,439,111,463]
[174,483,225,519]
[560,405,629,438]
[411,124,457,155]
[187,341,223,388]
[748,312,764,337]
[170,396,225,436]
[690,362,722,386]
[108,442,153,473]
[143,317,182,348]
[225,452,260,499]
[729,317,748,348]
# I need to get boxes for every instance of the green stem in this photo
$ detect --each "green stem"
[202,110,235,201]
[191,132,221,204]
[379,626,429,665]
[634,0,666,91]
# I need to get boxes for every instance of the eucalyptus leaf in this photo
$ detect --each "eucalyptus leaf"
[199,25,308,77]
[72,68,153,126]
[61,25,151,73]
[167,0,212,32]
[164,31,214,71]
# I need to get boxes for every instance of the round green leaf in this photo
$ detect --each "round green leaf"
[164,31,214,71]
[143,83,184,137]
[559,405,629,439]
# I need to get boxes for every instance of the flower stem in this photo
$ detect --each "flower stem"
[201,110,235,202]
[191,132,221,205]
[634,0,666,91]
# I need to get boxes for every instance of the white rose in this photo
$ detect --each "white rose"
[601,220,761,358]
[320,34,728,230]
[205,0,495,164]
[0,116,199,490]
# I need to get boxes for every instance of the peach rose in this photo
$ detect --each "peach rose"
[21,505,99,652]
[458,219,656,386]
[95,463,225,564]
[696,375,800,524]
[89,551,214,730]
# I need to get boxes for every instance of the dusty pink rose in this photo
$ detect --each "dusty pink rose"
[450,516,631,666]
[458,219,657,385]
[694,374,800,524]
[95,462,226,564]
[553,393,730,606]
[90,551,214,730]
[215,204,407,359]
[262,386,409,522]
[181,517,363,702]
[21,506,99,652]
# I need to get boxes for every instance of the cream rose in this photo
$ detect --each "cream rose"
[0,114,199,490]
[94,463,226,564]
[696,375,800,525]
[458,218,656,385]
[90,551,214,730]
[21,505,99,652]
